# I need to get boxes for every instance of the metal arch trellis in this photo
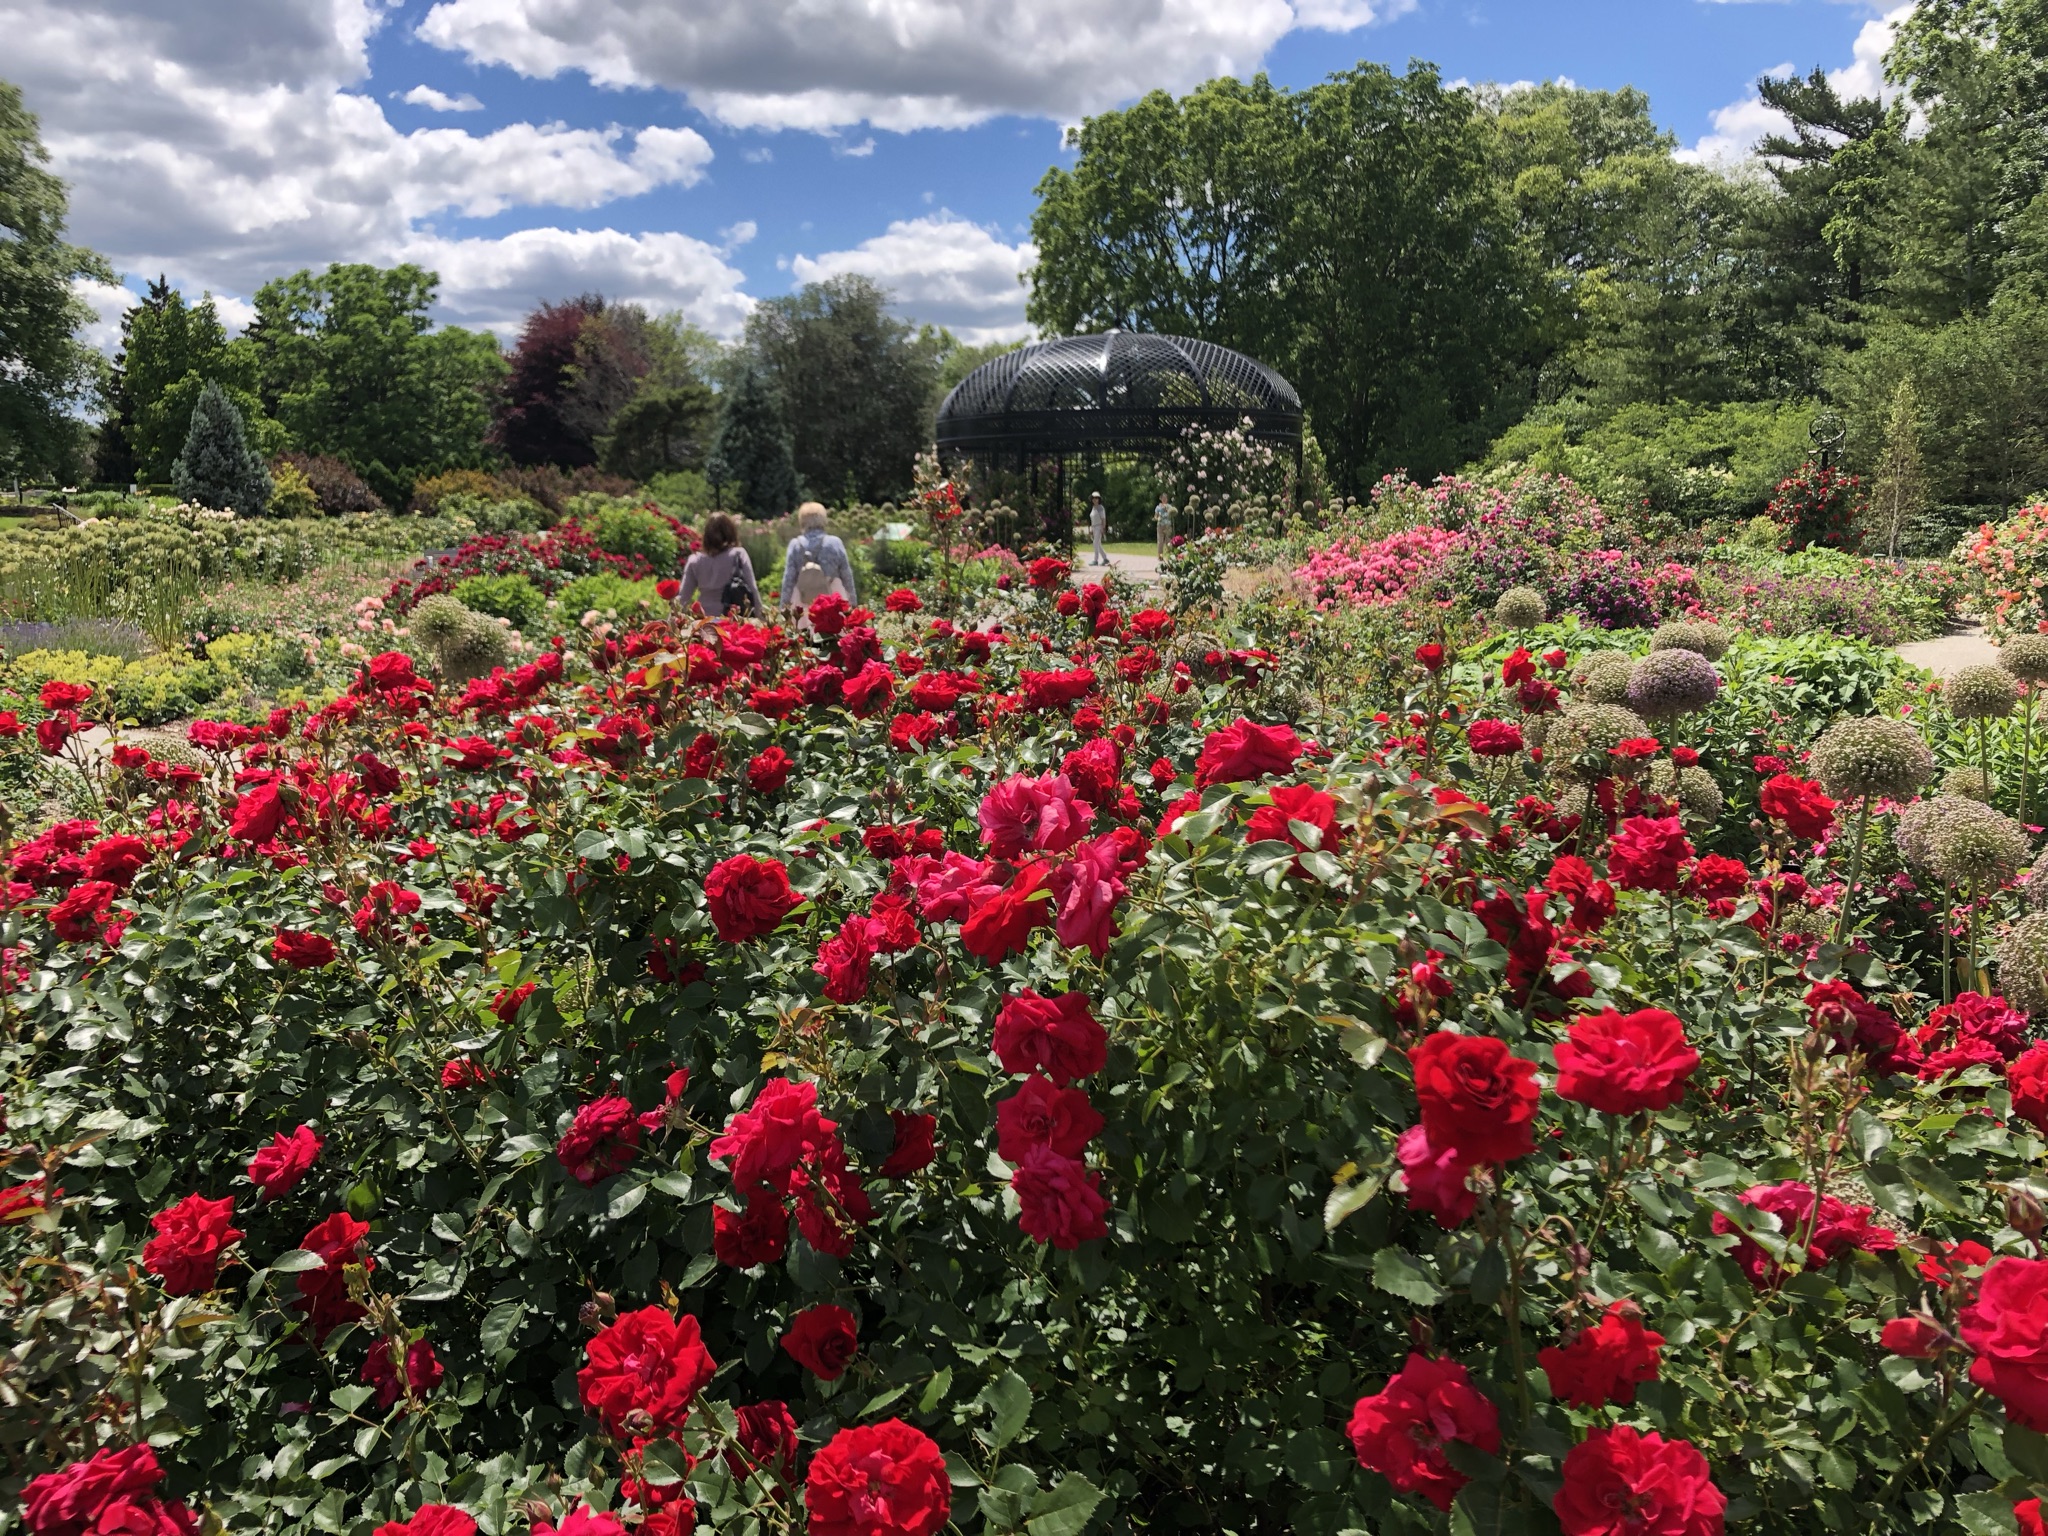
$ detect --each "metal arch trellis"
[933,331,1305,546]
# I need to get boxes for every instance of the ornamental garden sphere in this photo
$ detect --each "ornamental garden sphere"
[1625,649,1721,721]
[1493,586,1547,629]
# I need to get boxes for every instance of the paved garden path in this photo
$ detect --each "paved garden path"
[1073,551,1162,588]
[1896,622,2000,677]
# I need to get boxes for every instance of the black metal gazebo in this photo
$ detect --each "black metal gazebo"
[934,331,1304,545]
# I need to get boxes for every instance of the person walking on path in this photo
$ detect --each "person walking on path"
[1088,491,1109,566]
[677,512,763,617]
[1154,492,1174,556]
[779,501,857,613]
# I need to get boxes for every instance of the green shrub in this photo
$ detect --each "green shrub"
[553,572,662,621]
[641,469,714,519]
[408,594,514,682]
[409,468,506,515]
[871,535,933,580]
[266,460,320,519]
[576,500,678,568]
[440,492,551,535]
[452,573,548,632]
[7,648,236,725]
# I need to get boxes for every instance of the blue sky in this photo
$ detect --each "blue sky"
[8,0,1902,349]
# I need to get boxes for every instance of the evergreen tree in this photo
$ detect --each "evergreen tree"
[712,367,799,518]
[173,380,271,516]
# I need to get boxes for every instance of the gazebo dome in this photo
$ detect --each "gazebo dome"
[935,331,1302,458]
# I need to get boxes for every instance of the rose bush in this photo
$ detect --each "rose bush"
[6,565,2048,1536]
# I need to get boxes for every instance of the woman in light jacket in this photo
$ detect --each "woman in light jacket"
[677,512,763,617]
[779,501,857,612]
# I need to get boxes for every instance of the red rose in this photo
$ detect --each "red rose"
[1409,1031,1539,1166]
[781,1303,859,1380]
[1805,979,1918,1076]
[1553,1425,1725,1536]
[879,1111,936,1177]
[1046,836,1127,957]
[271,929,337,970]
[372,1506,476,1536]
[491,981,536,1023]
[1960,1255,2048,1431]
[1026,556,1070,591]
[1467,719,1525,757]
[1414,642,1445,672]
[958,862,1053,964]
[249,1123,323,1199]
[710,1078,832,1200]
[363,1336,444,1408]
[729,1400,801,1482]
[1544,856,1616,933]
[867,892,920,953]
[293,1211,373,1343]
[1393,1124,1478,1229]
[704,854,804,943]
[1501,647,1535,685]
[1244,783,1341,854]
[37,712,80,756]
[49,880,118,943]
[1538,1300,1663,1408]
[442,1058,489,1088]
[1553,1008,1698,1114]
[713,1197,789,1267]
[1607,816,1694,893]
[813,915,877,1003]
[747,747,793,793]
[884,587,922,612]
[978,773,1094,859]
[1712,1180,1895,1288]
[1686,854,1748,901]
[1881,1316,1948,1358]
[992,990,1106,1085]
[996,1074,1103,1160]
[23,1446,198,1536]
[39,680,93,711]
[682,732,724,780]
[1610,736,1660,761]
[2012,1043,2048,1135]
[81,835,148,889]
[804,1419,950,1536]
[1758,772,1835,842]
[141,1193,243,1295]
[1010,1145,1108,1248]
[1193,718,1303,788]
[1920,1239,1992,1285]
[1347,1353,1501,1511]
[229,781,288,842]
[578,1305,716,1437]
[808,592,851,634]
[556,1097,642,1186]
[2021,1499,2048,1536]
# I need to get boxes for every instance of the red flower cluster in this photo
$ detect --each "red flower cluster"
[1960,1255,2048,1430]
[710,1078,871,1265]
[1758,772,1835,841]
[803,1419,950,1536]
[704,854,805,943]
[1553,1425,1725,1536]
[23,1445,199,1536]
[1553,1007,1698,1115]
[1193,717,1303,788]
[1712,1180,1896,1288]
[991,989,1110,1249]
[781,1303,859,1380]
[578,1305,717,1437]
[1538,1299,1664,1407]
[142,1192,243,1294]
[249,1124,322,1199]
[293,1211,375,1342]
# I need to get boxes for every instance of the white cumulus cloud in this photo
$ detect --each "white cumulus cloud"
[1680,6,1909,166]
[399,84,484,111]
[415,0,1416,133]
[790,215,1036,345]
[12,0,745,342]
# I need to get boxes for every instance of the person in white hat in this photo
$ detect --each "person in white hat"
[1088,490,1109,567]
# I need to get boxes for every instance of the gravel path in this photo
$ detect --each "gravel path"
[1896,623,2000,677]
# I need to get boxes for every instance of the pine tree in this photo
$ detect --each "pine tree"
[713,366,800,518]
[172,380,271,516]
[1870,377,1928,557]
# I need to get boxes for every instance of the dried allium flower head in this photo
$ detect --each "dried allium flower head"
[1544,703,1652,781]
[1940,766,1998,803]
[1626,649,1722,721]
[1808,716,1935,803]
[1523,716,1551,751]
[1946,663,2022,721]
[1649,621,1731,662]
[1650,760,1724,823]
[1997,912,2048,1015]
[1927,799,2032,889]
[1493,586,1547,628]
[1896,795,1983,871]
[1573,651,1633,705]
[2002,634,2048,684]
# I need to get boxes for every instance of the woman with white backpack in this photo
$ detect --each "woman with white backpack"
[779,501,857,616]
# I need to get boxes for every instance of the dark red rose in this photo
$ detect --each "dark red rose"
[992,990,1106,1085]
[804,1420,950,1536]
[1538,1300,1664,1407]
[958,862,1053,964]
[781,1303,859,1380]
[1960,1255,2048,1431]
[1554,1426,1724,1536]
[23,1446,198,1536]
[578,1306,716,1437]
[1881,1316,1949,1358]
[81,835,148,889]
[293,1211,374,1343]
[747,747,792,793]
[996,1074,1103,1161]
[1347,1353,1501,1511]
[1607,815,1694,893]
[704,854,804,943]
[491,982,536,1023]
[1193,718,1303,788]
[371,1506,476,1536]
[1010,1146,1107,1248]
[1244,783,1341,855]
[729,1400,800,1482]
[1711,1180,1896,1288]
[1758,772,1835,841]
[1409,1031,1539,1166]
[271,929,337,970]
[363,1336,444,1408]
[879,1111,936,1178]
[556,1097,642,1186]
[141,1193,243,1295]
[249,1123,323,1199]
[713,1196,789,1268]
[1553,1007,1699,1114]
[1467,719,1524,757]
